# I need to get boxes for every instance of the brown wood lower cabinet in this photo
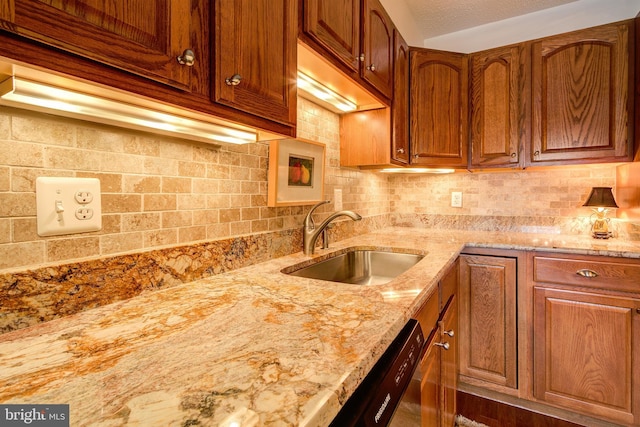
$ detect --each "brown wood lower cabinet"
[533,287,640,425]
[413,260,458,427]
[458,250,640,427]
[420,296,457,427]
[421,328,441,426]
[531,252,640,426]
[440,296,458,427]
[458,252,519,393]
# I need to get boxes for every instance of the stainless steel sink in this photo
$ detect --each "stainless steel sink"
[283,249,425,285]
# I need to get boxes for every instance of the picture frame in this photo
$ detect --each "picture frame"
[268,138,326,207]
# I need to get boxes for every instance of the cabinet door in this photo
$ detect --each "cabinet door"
[410,49,469,167]
[459,254,518,390]
[391,29,409,165]
[302,0,360,72]
[1,0,194,90]
[420,332,441,427]
[440,296,457,427]
[533,287,640,425]
[214,0,297,125]
[470,44,528,168]
[362,0,394,99]
[531,21,633,164]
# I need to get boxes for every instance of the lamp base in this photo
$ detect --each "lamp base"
[592,231,612,239]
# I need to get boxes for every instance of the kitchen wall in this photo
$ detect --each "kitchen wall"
[0,98,389,272]
[389,164,637,240]
[0,98,636,274]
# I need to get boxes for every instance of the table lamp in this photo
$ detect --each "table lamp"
[582,187,618,239]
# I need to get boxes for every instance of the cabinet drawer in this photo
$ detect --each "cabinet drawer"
[414,292,438,338]
[532,255,640,293]
[439,260,458,311]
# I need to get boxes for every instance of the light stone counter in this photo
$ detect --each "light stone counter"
[1,227,639,426]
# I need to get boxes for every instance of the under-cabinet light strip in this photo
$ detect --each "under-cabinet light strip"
[297,71,357,112]
[0,76,257,145]
[379,168,455,174]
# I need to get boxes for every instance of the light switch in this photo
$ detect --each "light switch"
[36,177,102,236]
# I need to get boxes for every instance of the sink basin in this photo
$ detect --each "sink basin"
[283,249,425,285]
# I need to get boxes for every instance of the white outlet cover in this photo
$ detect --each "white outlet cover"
[36,177,102,237]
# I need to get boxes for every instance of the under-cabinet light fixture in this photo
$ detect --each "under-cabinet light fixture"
[379,168,455,174]
[297,71,357,113]
[0,76,257,145]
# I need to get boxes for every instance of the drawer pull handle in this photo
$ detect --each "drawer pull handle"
[576,269,598,278]
[435,342,450,350]
[225,74,242,86]
[177,49,195,66]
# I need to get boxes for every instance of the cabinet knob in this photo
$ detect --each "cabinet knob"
[443,329,454,337]
[576,269,598,278]
[225,74,242,86]
[435,342,450,350]
[359,53,365,62]
[367,63,376,71]
[396,148,405,154]
[533,150,540,156]
[510,153,516,158]
[177,49,195,66]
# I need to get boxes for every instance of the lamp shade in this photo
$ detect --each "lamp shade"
[583,187,619,208]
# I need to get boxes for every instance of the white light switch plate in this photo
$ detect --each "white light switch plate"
[451,191,463,208]
[334,188,343,211]
[36,177,102,237]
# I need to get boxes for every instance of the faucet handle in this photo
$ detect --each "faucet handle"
[310,200,330,211]
[304,200,330,229]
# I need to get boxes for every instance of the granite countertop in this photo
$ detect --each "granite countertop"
[1,227,639,426]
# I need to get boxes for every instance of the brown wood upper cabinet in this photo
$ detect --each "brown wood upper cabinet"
[0,0,196,91]
[361,0,394,99]
[469,44,529,169]
[410,48,469,168]
[0,0,299,137]
[301,0,394,100]
[530,21,634,165]
[392,29,410,165]
[301,0,361,72]
[214,0,297,126]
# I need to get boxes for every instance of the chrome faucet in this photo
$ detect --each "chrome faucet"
[303,200,362,255]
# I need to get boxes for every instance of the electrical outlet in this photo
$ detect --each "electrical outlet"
[36,177,102,236]
[451,191,463,208]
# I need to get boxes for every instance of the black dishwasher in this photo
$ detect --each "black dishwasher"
[330,319,425,427]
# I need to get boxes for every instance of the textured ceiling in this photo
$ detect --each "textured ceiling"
[406,0,579,38]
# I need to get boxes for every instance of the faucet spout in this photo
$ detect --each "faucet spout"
[303,200,362,255]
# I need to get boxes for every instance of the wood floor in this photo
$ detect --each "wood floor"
[457,392,586,427]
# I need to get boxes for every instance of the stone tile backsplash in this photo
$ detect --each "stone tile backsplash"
[0,100,389,271]
[1,97,638,333]
[0,99,635,273]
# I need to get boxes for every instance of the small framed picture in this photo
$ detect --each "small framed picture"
[268,138,325,207]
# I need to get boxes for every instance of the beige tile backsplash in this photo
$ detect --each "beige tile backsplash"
[0,99,632,272]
